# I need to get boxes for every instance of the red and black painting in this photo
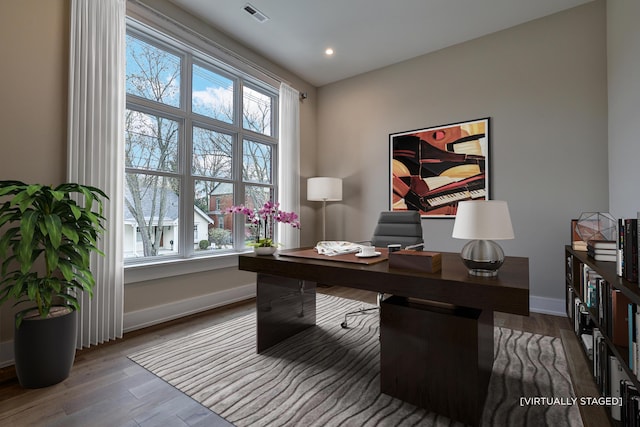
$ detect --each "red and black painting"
[390,118,490,218]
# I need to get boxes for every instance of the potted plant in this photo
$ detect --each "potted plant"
[226,201,300,255]
[0,180,107,388]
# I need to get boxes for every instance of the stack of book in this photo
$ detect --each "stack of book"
[570,215,640,282]
[587,240,617,262]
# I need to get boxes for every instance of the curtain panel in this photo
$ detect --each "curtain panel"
[68,0,125,347]
[277,83,301,249]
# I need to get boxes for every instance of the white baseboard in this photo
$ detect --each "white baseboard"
[529,295,566,317]
[0,284,256,368]
[123,283,256,333]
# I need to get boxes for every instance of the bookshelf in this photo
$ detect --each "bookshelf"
[566,246,640,426]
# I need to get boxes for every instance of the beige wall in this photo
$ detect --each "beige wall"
[608,0,640,218]
[0,0,68,183]
[316,1,608,309]
[0,0,69,342]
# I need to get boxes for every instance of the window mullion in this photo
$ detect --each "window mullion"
[182,53,194,258]
[233,130,244,251]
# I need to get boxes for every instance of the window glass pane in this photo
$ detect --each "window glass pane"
[194,180,233,251]
[192,127,233,178]
[243,86,272,136]
[192,64,234,123]
[126,35,180,107]
[126,110,179,172]
[124,174,180,259]
[242,139,272,183]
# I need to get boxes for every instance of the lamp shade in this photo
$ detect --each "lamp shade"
[452,200,514,240]
[307,177,342,201]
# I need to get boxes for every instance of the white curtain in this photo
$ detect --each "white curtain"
[278,83,301,249]
[68,0,125,348]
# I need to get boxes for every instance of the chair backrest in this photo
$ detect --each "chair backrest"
[371,211,424,248]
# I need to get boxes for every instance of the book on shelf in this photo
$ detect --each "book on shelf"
[589,239,618,250]
[621,380,640,426]
[611,355,632,421]
[593,328,604,385]
[624,219,638,282]
[581,265,602,309]
[587,240,618,262]
[566,285,575,320]
[632,397,640,427]
[612,289,632,347]
[574,298,594,336]
[581,333,594,360]
[600,338,611,397]
[619,218,625,276]
[573,241,587,251]
[589,248,618,255]
[599,277,610,327]
[588,252,618,262]
[633,304,640,381]
[636,304,640,378]
[630,303,636,374]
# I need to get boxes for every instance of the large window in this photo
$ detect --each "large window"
[125,24,278,262]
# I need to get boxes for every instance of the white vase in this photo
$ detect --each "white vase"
[254,246,277,256]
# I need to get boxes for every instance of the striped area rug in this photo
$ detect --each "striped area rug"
[129,294,583,427]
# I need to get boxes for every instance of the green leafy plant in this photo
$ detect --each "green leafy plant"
[208,228,231,248]
[0,181,108,326]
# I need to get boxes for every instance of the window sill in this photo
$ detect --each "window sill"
[124,250,252,284]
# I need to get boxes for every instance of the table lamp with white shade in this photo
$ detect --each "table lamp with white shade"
[452,200,514,277]
[307,177,342,241]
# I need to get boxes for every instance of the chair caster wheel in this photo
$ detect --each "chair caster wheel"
[341,322,348,329]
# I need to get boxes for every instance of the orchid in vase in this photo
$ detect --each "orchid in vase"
[226,201,300,248]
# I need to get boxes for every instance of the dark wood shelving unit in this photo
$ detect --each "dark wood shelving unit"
[565,246,640,426]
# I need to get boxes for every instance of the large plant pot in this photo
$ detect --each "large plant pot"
[14,308,78,388]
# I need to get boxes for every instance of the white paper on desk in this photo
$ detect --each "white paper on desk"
[315,241,364,256]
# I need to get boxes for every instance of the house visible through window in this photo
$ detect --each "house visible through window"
[124,22,278,262]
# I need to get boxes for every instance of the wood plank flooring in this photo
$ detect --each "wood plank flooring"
[0,286,608,427]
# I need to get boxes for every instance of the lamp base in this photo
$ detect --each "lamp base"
[459,239,505,277]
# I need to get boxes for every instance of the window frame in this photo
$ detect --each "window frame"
[124,18,279,282]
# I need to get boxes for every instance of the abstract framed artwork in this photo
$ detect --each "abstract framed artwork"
[389,117,490,218]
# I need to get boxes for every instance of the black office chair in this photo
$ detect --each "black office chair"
[340,211,424,328]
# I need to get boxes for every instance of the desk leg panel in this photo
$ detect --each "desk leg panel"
[256,273,316,353]
[380,296,493,426]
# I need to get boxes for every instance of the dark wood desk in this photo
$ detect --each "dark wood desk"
[238,249,529,426]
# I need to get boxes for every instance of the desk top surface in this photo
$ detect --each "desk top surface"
[239,248,530,316]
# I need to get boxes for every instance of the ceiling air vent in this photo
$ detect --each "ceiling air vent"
[243,3,269,23]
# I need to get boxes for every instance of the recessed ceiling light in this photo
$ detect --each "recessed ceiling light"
[325,48,334,56]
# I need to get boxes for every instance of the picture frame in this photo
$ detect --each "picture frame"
[389,117,490,218]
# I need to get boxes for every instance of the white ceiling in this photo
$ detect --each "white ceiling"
[167,0,594,87]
